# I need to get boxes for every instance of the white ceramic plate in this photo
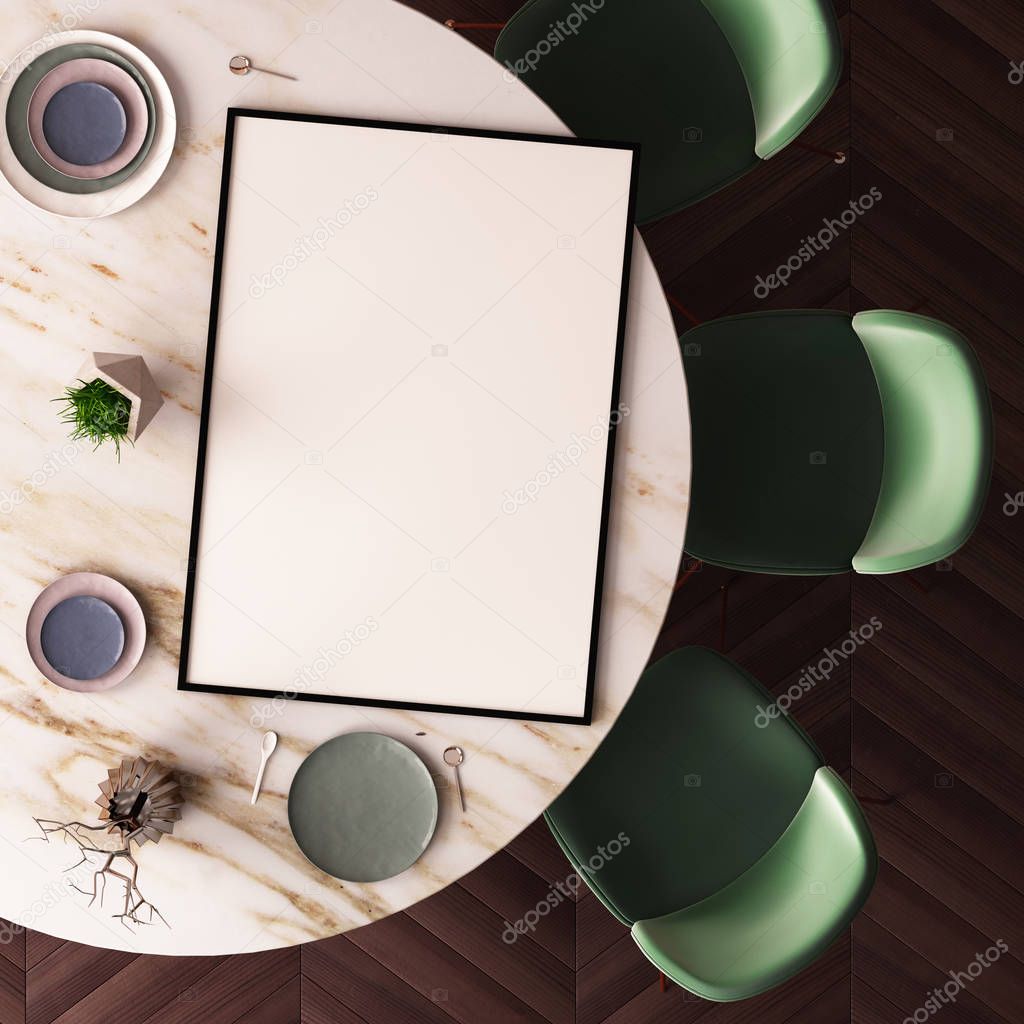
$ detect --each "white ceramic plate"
[0,30,175,217]
[26,572,146,691]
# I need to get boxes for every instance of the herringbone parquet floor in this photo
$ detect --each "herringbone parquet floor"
[2,1,1022,1021]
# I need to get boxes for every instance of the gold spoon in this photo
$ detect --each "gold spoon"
[230,56,298,81]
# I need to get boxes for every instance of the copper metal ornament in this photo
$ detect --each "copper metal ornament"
[95,755,183,846]
[31,755,184,929]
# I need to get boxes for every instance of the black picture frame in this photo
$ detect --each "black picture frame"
[178,107,641,725]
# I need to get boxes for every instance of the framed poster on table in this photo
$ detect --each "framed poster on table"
[179,108,640,723]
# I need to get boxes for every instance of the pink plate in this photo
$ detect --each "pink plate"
[27,58,147,179]
[26,572,146,692]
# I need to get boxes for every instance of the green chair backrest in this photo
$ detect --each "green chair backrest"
[702,0,843,159]
[852,311,993,574]
[631,766,877,1001]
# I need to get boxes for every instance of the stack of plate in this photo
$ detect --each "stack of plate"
[26,572,147,692]
[0,30,175,217]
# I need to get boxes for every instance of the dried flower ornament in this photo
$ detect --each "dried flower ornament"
[31,756,183,929]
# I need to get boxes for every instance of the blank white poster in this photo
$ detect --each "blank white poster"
[181,110,638,722]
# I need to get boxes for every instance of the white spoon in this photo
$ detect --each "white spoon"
[443,746,466,811]
[250,731,278,805]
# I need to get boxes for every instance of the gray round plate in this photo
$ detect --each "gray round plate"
[6,42,155,194]
[42,81,127,165]
[288,733,438,883]
[40,594,125,680]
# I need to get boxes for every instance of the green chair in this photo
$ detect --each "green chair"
[545,646,875,1001]
[682,310,993,575]
[493,0,843,222]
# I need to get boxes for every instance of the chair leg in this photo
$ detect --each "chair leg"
[791,138,846,164]
[719,581,729,652]
[673,557,703,593]
[673,560,728,648]
[445,19,507,30]
[667,294,701,327]
[906,574,930,594]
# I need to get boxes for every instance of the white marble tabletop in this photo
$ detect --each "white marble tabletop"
[0,0,689,954]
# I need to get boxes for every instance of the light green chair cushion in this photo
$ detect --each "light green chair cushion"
[494,0,842,221]
[632,767,876,1002]
[702,0,844,159]
[851,311,993,574]
[544,647,823,925]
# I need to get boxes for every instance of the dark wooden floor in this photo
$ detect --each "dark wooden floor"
[3,0,1022,1020]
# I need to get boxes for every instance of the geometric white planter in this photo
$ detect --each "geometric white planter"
[75,352,164,441]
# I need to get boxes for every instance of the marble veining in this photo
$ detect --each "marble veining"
[0,0,689,953]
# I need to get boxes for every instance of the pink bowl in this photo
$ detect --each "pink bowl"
[27,58,147,179]
[26,572,146,692]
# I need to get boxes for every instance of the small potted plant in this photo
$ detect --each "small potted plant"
[54,353,164,460]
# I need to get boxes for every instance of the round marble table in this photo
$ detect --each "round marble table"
[0,0,689,954]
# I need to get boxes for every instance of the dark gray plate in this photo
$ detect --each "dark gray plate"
[288,733,438,883]
[43,81,126,165]
[40,595,125,680]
